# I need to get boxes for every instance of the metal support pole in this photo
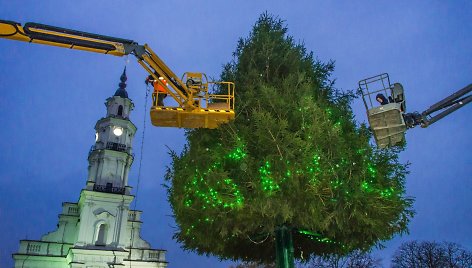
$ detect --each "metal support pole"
[275,226,294,268]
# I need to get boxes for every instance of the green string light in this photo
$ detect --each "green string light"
[226,146,247,160]
[183,145,247,211]
[260,161,280,194]
[325,108,333,116]
[183,143,396,229]
[367,163,377,177]
[380,187,395,198]
[298,229,341,245]
[361,181,373,192]
[184,172,244,210]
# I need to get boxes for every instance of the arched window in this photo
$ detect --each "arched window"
[95,224,108,246]
[117,105,123,116]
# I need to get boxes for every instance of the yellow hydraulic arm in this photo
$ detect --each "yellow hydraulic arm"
[0,20,235,129]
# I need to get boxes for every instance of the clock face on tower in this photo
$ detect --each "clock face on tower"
[113,127,123,137]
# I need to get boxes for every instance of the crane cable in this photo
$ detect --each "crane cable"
[128,76,151,267]
[133,83,150,210]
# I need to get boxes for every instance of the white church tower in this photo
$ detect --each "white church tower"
[13,69,167,268]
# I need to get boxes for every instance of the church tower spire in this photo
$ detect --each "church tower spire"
[114,66,129,99]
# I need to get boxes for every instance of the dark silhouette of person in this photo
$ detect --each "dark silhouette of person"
[376,93,389,105]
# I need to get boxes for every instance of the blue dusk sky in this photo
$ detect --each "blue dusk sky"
[0,1,470,267]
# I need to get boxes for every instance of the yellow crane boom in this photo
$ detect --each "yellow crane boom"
[0,20,235,129]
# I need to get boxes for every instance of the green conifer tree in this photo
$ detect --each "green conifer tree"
[166,13,414,264]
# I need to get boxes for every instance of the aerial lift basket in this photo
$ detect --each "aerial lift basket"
[358,73,407,148]
[150,79,235,129]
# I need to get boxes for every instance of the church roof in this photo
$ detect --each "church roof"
[114,67,129,98]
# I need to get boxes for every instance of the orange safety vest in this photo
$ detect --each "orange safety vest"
[154,79,167,93]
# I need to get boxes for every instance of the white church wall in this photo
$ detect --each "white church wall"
[127,221,151,249]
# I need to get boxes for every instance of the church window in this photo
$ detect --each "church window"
[95,223,108,246]
[118,105,123,116]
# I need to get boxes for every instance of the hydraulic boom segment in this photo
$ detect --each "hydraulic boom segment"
[0,20,235,129]
[402,83,472,129]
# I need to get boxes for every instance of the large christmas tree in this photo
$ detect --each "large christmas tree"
[166,13,414,263]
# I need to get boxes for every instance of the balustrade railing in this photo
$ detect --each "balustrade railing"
[126,248,166,262]
[106,142,126,152]
[89,143,133,157]
[93,184,125,194]
[19,240,73,257]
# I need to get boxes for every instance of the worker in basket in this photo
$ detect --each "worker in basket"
[146,75,168,106]
[376,93,389,105]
